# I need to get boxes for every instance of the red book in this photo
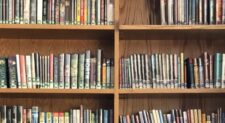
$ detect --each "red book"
[50,53,54,82]
[216,0,222,24]
[20,55,27,88]
[23,109,27,123]
[80,0,84,24]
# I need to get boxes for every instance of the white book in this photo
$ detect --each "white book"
[37,0,43,24]
[77,109,80,123]
[107,0,113,25]
[168,0,174,24]
[222,54,225,88]
[24,0,30,24]
[160,0,166,24]
[26,55,32,88]
[97,0,101,25]
[91,0,96,25]
[72,110,76,123]
[16,55,21,88]
[183,111,188,123]
[31,53,36,88]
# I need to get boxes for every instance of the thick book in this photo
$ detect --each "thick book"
[185,58,194,88]
[71,54,79,89]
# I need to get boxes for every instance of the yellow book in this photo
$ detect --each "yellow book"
[84,0,87,25]
[180,52,184,87]
[191,109,195,123]
[77,0,81,24]
[198,109,202,123]
[102,60,107,88]
[194,58,199,88]
[194,109,198,123]
[39,112,45,123]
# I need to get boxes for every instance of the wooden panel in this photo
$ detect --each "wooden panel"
[119,94,225,115]
[0,30,114,58]
[119,0,160,25]
[120,39,225,58]
[0,95,114,112]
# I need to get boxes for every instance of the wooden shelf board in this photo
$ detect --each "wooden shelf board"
[119,25,225,30]
[119,89,225,94]
[0,24,114,30]
[0,89,114,94]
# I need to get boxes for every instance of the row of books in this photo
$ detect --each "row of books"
[0,49,114,89]
[120,108,224,123]
[0,105,113,123]
[120,52,225,89]
[0,0,114,25]
[160,0,225,25]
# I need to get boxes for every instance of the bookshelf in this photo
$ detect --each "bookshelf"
[0,0,224,122]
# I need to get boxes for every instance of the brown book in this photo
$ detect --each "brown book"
[203,52,210,88]
[20,55,27,88]
[194,58,199,88]
[100,0,105,24]
[216,0,222,24]
[202,113,206,123]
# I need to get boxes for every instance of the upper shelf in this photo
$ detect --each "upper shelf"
[119,89,225,94]
[119,25,225,31]
[0,24,115,30]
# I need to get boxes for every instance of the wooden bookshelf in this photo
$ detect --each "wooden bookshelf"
[0,0,225,122]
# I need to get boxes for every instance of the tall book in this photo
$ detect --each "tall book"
[37,0,43,24]
[186,58,194,88]
[222,54,225,88]
[59,53,65,89]
[53,55,59,88]
[30,0,37,24]
[65,54,71,89]
[49,54,54,88]
[90,58,97,88]
[203,52,210,88]
[31,53,36,88]
[78,53,85,89]
[84,50,91,89]
[26,55,32,88]
[16,55,21,88]
[20,55,27,88]
[96,49,102,89]
[214,53,222,88]
[102,59,107,88]
[42,0,48,24]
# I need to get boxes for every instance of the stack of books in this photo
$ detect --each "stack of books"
[0,49,114,89]
[0,0,114,25]
[120,52,225,89]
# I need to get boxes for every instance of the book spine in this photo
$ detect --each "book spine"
[96,49,102,88]
[91,0,95,25]
[204,52,210,88]
[180,53,185,88]
[51,0,55,24]
[85,50,91,89]
[17,106,23,123]
[194,58,199,88]
[31,106,39,123]
[169,54,174,88]
[223,0,225,23]
[71,54,78,89]
[104,0,107,24]
[8,56,17,88]
[106,59,111,88]
[8,0,12,23]
[0,0,2,23]
[42,0,47,24]
[87,0,91,24]
[216,0,222,24]
[55,0,60,24]
[100,0,104,24]
[174,54,178,88]
[110,59,114,88]
[209,55,214,88]
[77,0,81,24]
[141,55,146,88]
[48,0,52,24]
[60,0,65,24]
[49,54,54,88]
[80,0,84,24]
[53,56,59,88]
[35,53,40,88]
[71,0,75,24]
[20,55,27,88]
[59,53,65,89]
[199,0,203,24]
[214,53,222,88]
[19,0,24,24]
[37,0,43,24]
[198,58,205,88]
[160,0,166,24]
[65,0,70,24]
[74,0,77,24]
[30,0,37,24]
[101,59,106,88]
[222,54,225,88]
[84,0,87,24]
[90,58,97,88]
[210,0,215,24]
[16,55,21,88]
[186,58,194,88]
[15,0,20,23]
[97,0,100,24]
[78,53,85,89]
[64,53,71,89]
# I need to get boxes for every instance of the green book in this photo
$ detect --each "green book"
[78,53,85,89]
[214,53,222,88]
[0,58,7,88]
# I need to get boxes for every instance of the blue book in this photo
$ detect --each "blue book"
[103,110,108,123]
[214,53,222,88]
[32,106,39,123]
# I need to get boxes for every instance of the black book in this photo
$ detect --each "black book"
[43,0,48,24]
[0,58,8,88]
[17,106,23,123]
[1,105,6,123]
[185,58,194,88]
[6,106,11,123]
[8,56,17,88]
[12,106,17,123]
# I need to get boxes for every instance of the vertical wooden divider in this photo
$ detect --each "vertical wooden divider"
[114,0,120,122]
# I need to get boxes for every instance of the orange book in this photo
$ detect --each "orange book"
[202,113,206,123]
[20,55,27,88]
[216,0,222,24]
[80,0,84,25]
[102,59,106,88]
